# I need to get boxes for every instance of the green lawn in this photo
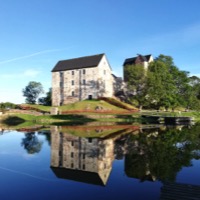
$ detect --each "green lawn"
[21,99,137,113]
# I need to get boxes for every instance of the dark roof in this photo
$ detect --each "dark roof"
[51,53,105,72]
[51,167,105,186]
[123,54,152,66]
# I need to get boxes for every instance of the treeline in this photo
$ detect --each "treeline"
[0,102,17,110]
[124,54,200,111]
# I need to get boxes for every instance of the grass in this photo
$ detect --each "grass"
[1,99,199,129]
[19,104,51,112]
[59,99,129,112]
[20,99,137,113]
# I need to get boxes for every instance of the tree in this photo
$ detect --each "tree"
[125,54,200,111]
[124,64,148,109]
[22,81,44,104]
[38,88,52,106]
[189,76,200,100]
[21,132,43,154]
[147,60,177,110]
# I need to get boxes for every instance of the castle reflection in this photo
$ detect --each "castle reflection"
[50,126,116,186]
[50,124,200,186]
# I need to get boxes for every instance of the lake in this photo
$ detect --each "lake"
[0,124,200,200]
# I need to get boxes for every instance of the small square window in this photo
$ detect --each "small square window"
[72,80,74,85]
[60,71,63,77]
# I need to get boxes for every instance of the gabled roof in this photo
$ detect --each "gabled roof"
[123,54,152,66]
[51,53,105,72]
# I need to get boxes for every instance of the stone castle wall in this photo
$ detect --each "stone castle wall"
[52,55,114,106]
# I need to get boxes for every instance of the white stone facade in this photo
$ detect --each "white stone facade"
[52,54,114,106]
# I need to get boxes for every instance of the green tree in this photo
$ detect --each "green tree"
[38,88,52,106]
[182,76,200,110]
[22,81,44,104]
[189,76,200,100]
[125,54,200,111]
[124,64,148,109]
[147,60,177,110]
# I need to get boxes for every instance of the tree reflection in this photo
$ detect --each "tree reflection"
[124,124,200,182]
[21,132,43,154]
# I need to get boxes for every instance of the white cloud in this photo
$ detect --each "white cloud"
[0,49,61,65]
[23,69,41,77]
[190,73,200,78]
[0,69,41,79]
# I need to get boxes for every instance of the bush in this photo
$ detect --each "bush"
[0,102,17,110]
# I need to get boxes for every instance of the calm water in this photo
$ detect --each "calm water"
[0,124,200,200]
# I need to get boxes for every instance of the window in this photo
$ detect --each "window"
[88,138,92,143]
[72,71,74,75]
[71,80,74,85]
[83,69,86,74]
[83,79,86,85]
[60,71,63,77]
[72,91,74,96]
[104,70,106,75]
[71,152,74,158]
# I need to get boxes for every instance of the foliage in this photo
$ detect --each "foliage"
[125,54,200,110]
[147,60,177,109]
[125,124,200,182]
[0,102,17,110]
[22,81,44,104]
[38,88,52,106]
[124,64,148,108]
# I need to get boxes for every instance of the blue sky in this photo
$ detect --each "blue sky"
[1,0,200,103]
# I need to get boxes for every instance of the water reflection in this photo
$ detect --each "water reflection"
[50,126,115,186]
[21,132,43,154]
[49,124,200,187]
[124,124,200,183]
[1,123,200,199]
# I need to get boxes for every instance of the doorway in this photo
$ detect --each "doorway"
[88,95,93,100]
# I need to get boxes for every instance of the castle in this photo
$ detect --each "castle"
[51,53,153,106]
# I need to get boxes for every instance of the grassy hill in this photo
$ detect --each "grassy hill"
[19,99,138,114]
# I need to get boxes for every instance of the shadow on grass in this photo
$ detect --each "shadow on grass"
[50,114,96,121]
[37,115,96,126]
[2,116,26,126]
